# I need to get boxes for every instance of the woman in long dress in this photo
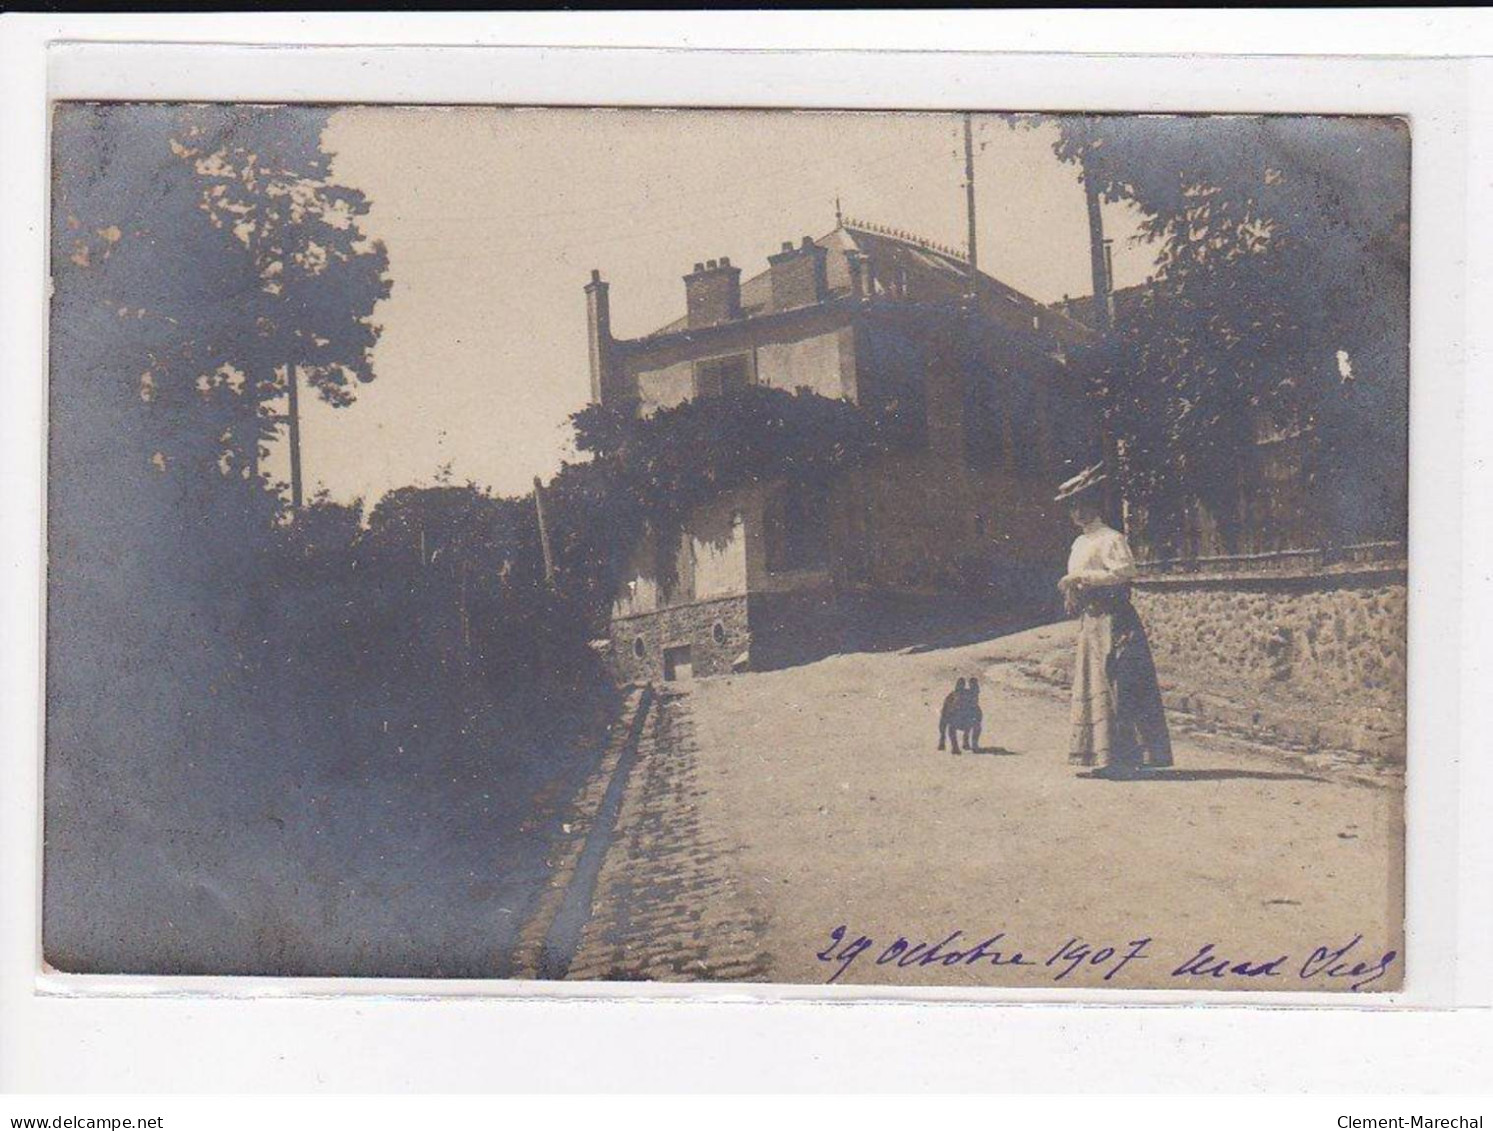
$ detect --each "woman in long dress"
[1055,465,1174,777]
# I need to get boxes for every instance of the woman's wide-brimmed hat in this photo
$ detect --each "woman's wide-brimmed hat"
[1054,462,1107,503]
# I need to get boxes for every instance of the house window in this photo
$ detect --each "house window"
[694,353,752,399]
[765,482,831,573]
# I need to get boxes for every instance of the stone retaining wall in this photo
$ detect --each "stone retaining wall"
[610,594,752,684]
[609,584,848,683]
[1131,558,1406,759]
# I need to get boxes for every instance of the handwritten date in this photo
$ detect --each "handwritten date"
[817,926,1397,991]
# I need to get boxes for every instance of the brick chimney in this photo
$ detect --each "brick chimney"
[767,235,829,312]
[585,268,615,404]
[684,257,742,329]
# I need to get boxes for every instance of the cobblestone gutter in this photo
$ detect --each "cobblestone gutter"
[510,685,771,983]
[509,685,653,979]
[565,688,772,982]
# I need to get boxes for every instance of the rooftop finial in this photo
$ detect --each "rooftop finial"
[835,196,843,226]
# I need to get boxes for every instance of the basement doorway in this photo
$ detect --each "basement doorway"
[663,644,693,682]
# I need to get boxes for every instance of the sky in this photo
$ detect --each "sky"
[274,108,1157,506]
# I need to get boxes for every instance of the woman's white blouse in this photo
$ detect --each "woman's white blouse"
[1066,524,1138,586]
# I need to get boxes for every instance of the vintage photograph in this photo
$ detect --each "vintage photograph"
[44,104,1408,991]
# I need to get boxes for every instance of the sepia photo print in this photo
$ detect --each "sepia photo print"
[43,105,1409,991]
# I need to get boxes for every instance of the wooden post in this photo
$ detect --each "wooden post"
[958,112,982,478]
[286,364,304,510]
[1083,155,1113,333]
[963,112,979,300]
[244,367,265,488]
[247,374,261,487]
[533,476,556,586]
[1083,146,1123,527]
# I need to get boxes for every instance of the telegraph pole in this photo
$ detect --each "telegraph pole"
[1083,154,1114,331]
[286,365,304,510]
[1082,141,1123,526]
[949,111,980,470]
[963,112,979,299]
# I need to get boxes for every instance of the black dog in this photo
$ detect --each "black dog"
[937,676,983,754]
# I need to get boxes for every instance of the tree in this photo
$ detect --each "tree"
[52,104,391,518]
[1034,114,1410,551]
[52,103,276,580]
[168,105,392,505]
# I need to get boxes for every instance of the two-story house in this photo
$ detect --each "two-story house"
[590,219,1096,682]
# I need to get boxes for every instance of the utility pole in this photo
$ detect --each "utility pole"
[1083,155,1115,331]
[1082,142,1123,527]
[286,365,304,510]
[533,476,556,586]
[947,111,980,471]
[963,112,979,301]
[247,372,261,487]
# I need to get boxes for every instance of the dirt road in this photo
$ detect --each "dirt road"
[557,620,1403,993]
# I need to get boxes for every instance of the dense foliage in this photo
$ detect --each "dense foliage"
[46,106,611,975]
[54,104,391,504]
[567,383,898,580]
[1036,114,1410,551]
[573,384,894,514]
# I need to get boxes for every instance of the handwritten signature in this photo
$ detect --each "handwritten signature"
[816,926,1398,991]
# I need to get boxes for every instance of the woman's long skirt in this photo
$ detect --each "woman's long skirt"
[1069,596,1174,770]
